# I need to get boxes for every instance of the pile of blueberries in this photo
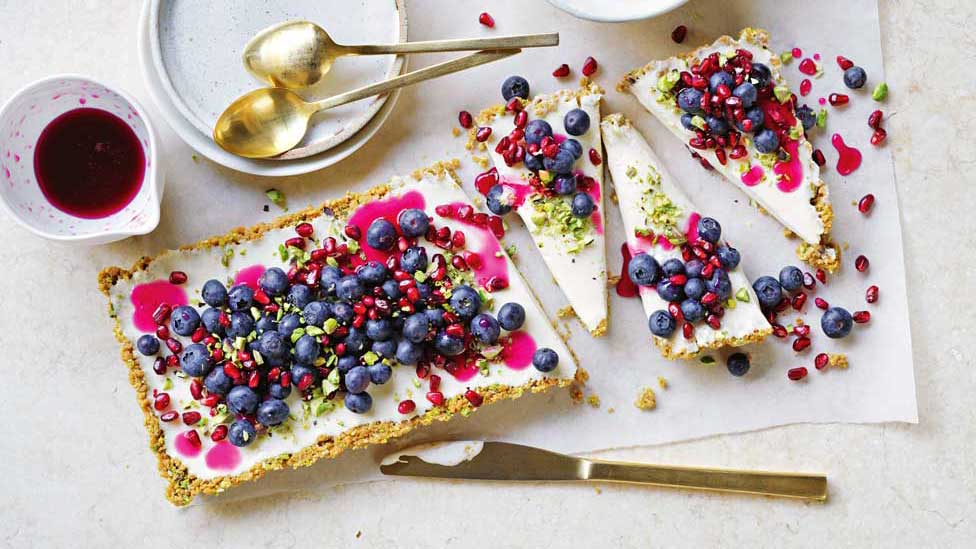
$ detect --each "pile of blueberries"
[752,268,854,339]
[487,76,596,221]
[137,207,558,448]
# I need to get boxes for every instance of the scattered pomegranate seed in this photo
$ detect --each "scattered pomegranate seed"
[671,25,687,43]
[160,411,179,422]
[794,324,811,337]
[828,93,849,106]
[475,127,492,142]
[552,63,570,78]
[772,324,788,338]
[855,254,870,272]
[589,148,602,165]
[152,303,172,325]
[426,391,445,406]
[398,400,416,414]
[866,285,879,303]
[155,325,170,340]
[788,367,809,381]
[184,430,202,448]
[182,411,202,426]
[853,310,871,323]
[152,357,167,375]
[458,110,473,129]
[815,297,830,310]
[581,56,598,76]
[868,110,883,129]
[344,224,361,240]
[168,271,187,285]
[201,394,219,407]
[792,337,811,352]
[191,326,206,343]
[816,269,827,284]
[429,374,442,392]
[682,322,695,340]
[464,389,484,407]
[858,193,875,214]
[812,149,826,167]
[870,128,887,146]
[211,425,228,442]
[802,272,816,290]
[791,292,808,311]
[153,393,170,411]
[165,338,182,354]
[478,12,495,27]
[190,379,204,400]
[814,353,830,370]
[295,222,314,238]
[836,55,854,70]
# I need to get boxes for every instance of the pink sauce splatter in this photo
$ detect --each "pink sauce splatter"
[585,179,603,235]
[791,47,803,58]
[205,442,241,470]
[552,133,568,144]
[502,331,536,370]
[616,243,638,298]
[347,190,426,262]
[174,431,202,458]
[741,165,764,186]
[798,58,817,76]
[233,264,265,290]
[773,140,804,192]
[656,212,701,250]
[446,357,479,382]
[444,202,509,290]
[800,79,812,96]
[497,177,533,211]
[818,97,827,106]
[130,280,188,332]
[832,133,862,175]
[813,53,821,61]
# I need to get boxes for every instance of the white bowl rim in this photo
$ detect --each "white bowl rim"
[0,73,161,243]
[545,0,688,23]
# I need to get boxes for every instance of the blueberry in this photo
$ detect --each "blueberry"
[716,246,740,270]
[366,219,397,251]
[336,275,365,301]
[754,128,780,153]
[524,153,544,171]
[696,216,722,243]
[228,420,257,447]
[648,310,677,337]
[179,343,213,377]
[286,284,313,309]
[434,331,465,356]
[706,115,729,136]
[571,192,595,218]
[779,266,804,292]
[553,174,577,195]
[343,328,369,355]
[685,277,707,300]
[708,70,734,92]
[255,314,277,335]
[395,339,424,365]
[685,259,704,279]
[344,392,373,414]
[628,253,661,286]
[563,108,590,136]
[677,87,704,113]
[226,311,255,339]
[750,63,772,88]
[320,266,343,295]
[416,282,432,303]
[732,82,758,108]
[737,107,765,133]
[486,184,513,216]
[561,138,583,159]
[303,301,332,327]
[450,285,481,319]
[259,267,289,296]
[227,386,259,415]
[470,313,501,344]
[399,246,428,275]
[726,352,750,376]
[497,302,525,331]
[357,261,388,287]
[365,318,393,342]
[277,313,301,336]
[398,208,429,238]
[202,308,228,336]
[821,307,853,338]
[290,364,318,386]
[368,364,393,385]
[843,66,867,89]
[706,269,732,300]
[204,367,233,396]
[382,279,401,299]
[268,383,292,400]
[137,334,159,356]
[752,276,783,308]
[655,279,685,302]
[372,339,397,359]
[257,399,290,426]
[532,348,559,372]
[796,105,816,131]
[524,119,552,146]
[543,149,576,175]
[333,302,354,324]
[258,330,289,361]
[201,279,228,307]
[170,305,201,337]
[227,285,254,312]
[344,366,371,394]
[661,258,686,277]
[293,334,320,365]
[425,308,446,329]
[680,299,706,322]
[680,112,696,131]
[403,313,429,343]
[336,355,360,374]
[501,75,530,101]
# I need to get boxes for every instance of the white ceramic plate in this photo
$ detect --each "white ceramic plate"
[546,0,688,22]
[139,0,405,175]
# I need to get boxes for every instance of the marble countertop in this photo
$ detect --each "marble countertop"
[0,1,973,546]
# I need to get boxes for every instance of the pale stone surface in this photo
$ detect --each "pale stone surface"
[0,0,973,547]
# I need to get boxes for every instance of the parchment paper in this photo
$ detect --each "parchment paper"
[145,0,914,505]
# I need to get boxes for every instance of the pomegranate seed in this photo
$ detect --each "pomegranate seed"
[294,222,314,238]
[182,411,201,426]
[152,303,172,325]
[280,371,291,387]
[853,310,871,323]
[429,374,442,392]
[858,194,875,214]
[791,292,807,311]
[700,292,718,306]
[803,272,816,290]
[682,322,695,340]
[815,297,829,310]
[475,127,492,142]
[190,379,203,400]
[458,110,473,129]
[828,93,849,106]
[581,56,598,76]
[868,110,883,129]
[671,25,687,43]
[248,370,261,389]
[165,355,179,369]
[160,411,178,422]
[552,63,570,78]
[464,389,484,407]
[812,149,826,167]
[478,11,495,27]
[487,215,505,238]
[793,324,811,337]
[870,128,887,146]
[815,353,830,370]
[286,237,306,250]
[201,394,220,407]
[153,393,170,411]
[426,391,445,406]
[792,337,811,352]
[589,148,602,165]
[772,324,788,338]
[866,285,879,303]
[706,315,721,330]
[191,327,206,343]
[168,271,187,285]
[298,373,315,392]
[816,269,827,284]
[211,425,228,442]
[152,357,167,375]
[836,55,854,70]
[155,325,170,340]
[485,276,509,292]
[398,400,416,414]
[774,298,790,314]
[855,254,870,272]
[165,338,182,354]
[788,367,809,381]
[184,430,202,448]
[344,224,361,240]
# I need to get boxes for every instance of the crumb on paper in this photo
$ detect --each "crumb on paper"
[607,407,615,414]
[586,394,601,408]
[594,487,602,495]
[609,190,618,204]
[472,155,490,169]
[829,353,849,369]
[356,531,362,539]
[557,305,576,319]
[607,274,621,287]
[782,227,795,239]
[842,241,850,251]
[451,127,461,137]
[658,376,668,389]
[570,386,584,404]
[635,387,657,410]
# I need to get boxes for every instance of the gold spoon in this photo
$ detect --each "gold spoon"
[214,49,519,159]
[243,20,557,89]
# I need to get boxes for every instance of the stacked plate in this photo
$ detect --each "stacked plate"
[139,0,408,176]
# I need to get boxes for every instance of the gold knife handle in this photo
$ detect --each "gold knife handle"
[585,461,827,501]
[341,33,558,56]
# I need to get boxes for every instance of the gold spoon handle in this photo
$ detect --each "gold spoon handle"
[312,49,520,112]
[340,33,557,56]
[585,460,828,501]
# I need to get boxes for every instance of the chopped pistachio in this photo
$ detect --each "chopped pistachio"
[735,287,751,302]
[816,108,827,128]
[265,188,287,210]
[773,85,791,103]
[323,318,338,334]
[220,247,234,268]
[305,326,324,337]
[162,378,173,390]
[690,115,706,130]
[363,351,379,366]
[289,327,306,343]
[656,69,681,94]
[780,51,793,63]
[872,82,888,101]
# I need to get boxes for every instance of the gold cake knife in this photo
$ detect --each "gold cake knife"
[380,441,827,501]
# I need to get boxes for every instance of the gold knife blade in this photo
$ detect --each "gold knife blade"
[380,441,828,501]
